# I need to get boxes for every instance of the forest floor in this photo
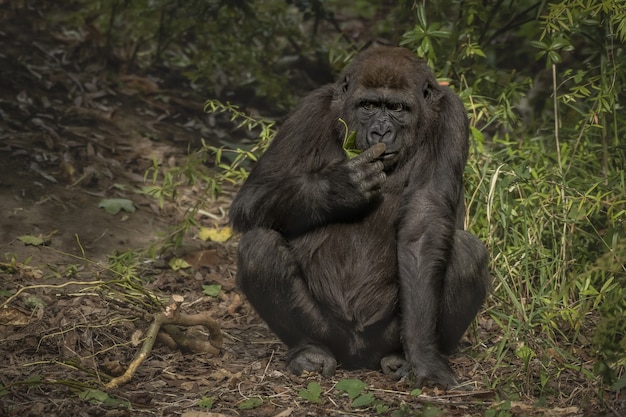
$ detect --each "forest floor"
[0,3,622,417]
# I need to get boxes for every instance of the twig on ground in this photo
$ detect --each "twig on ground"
[105,294,222,389]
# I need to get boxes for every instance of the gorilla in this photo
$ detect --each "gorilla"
[229,46,490,388]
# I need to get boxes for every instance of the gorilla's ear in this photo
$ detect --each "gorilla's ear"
[423,81,444,104]
[342,76,350,94]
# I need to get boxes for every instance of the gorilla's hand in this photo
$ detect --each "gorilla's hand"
[344,142,386,200]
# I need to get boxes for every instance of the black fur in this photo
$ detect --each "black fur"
[230,46,490,388]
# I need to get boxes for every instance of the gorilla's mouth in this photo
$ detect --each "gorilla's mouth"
[381,152,397,159]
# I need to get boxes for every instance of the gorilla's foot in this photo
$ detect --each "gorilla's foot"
[287,345,337,378]
[381,353,410,378]
[381,353,459,390]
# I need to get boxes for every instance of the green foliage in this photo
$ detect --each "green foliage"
[202,100,275,196]
[143,96,269,206]
[398,0,626,388]
[63,0,319,107]
[391,403,444,417]
[298,381,323,403]
[17,234,49,246]
[335,378,367,400]
[202,284,223,297]
[335,378,375,408]
[78,389,131,408]
[238,397,263,410]
[400,5,451,67]
[98,198,136,215]
[485,401,512,417]
[140,100,275,250]
[339,118,361,158]
[351,392,375,408]
[197,396,215,409]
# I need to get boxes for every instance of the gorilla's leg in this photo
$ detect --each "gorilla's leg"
[236,228,338,377]
[382,230,488,384]
[437,230,490,355]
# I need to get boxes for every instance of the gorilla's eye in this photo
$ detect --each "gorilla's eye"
[361,101,377,110]
[388,103,404,112]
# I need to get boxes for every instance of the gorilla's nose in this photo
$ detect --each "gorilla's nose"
[368,125,396,146]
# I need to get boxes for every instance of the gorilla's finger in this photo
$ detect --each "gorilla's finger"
[357,142,386,161]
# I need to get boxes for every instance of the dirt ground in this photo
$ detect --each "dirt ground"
[0,3,622,417]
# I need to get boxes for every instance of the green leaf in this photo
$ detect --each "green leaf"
[416,5,427,27]
[375,402,390,413]
[548,50,562,64]
[611,376,626,392]
[410,388,423,396]
[26,375,42,383]
[423,405,444,416]
[429,30,450,39]
[79,389,110,402]
[198,396,215,409]
[98,198,136,215]
[530,40,547,49]
[78,389,130,408]
[17,235,47,246]
[335,378,366,400]
[339,118,361,158]
[25,295,46,309]
[515,344,535,361]
[238,397,263,410]
[299,381,323,404]
[551,38,570,50]
[470,126,484,143]
[202,284,222,297]
[168,257,190,271]
[351,393,375,408]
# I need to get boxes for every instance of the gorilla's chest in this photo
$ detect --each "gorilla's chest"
[289,194,401,323]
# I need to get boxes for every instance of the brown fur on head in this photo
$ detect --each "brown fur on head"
[344,46,431,91]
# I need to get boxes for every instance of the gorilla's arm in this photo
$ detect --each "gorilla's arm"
[397,87,470,387]
[230,86,386,237]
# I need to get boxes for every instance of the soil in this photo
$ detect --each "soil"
[0,3,622,417]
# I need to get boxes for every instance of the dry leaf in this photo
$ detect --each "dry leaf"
[198,226,232,243]
[182,249,219,269]
[0,308,33,326]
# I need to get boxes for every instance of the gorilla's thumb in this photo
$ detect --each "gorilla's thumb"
[362,142,386,160]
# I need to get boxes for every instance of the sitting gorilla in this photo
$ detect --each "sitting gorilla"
[229,46,490,388]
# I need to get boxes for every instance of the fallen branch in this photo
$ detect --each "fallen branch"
[105,295,222,389]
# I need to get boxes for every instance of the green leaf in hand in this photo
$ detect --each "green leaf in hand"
[339,118,361,158]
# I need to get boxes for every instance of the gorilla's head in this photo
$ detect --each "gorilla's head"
[336,46,445,171]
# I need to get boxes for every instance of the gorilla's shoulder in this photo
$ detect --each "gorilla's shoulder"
[283,84,340,129]
[292,84,337,111]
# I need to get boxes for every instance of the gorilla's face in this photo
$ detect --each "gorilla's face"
[351,88,416,169]
[337,47,443,171]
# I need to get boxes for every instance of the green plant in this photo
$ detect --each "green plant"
[238,396,263,410]
[298,381,323,404]
[197,396,215,409]
[140,99,276,251]
[56,0,339,108]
